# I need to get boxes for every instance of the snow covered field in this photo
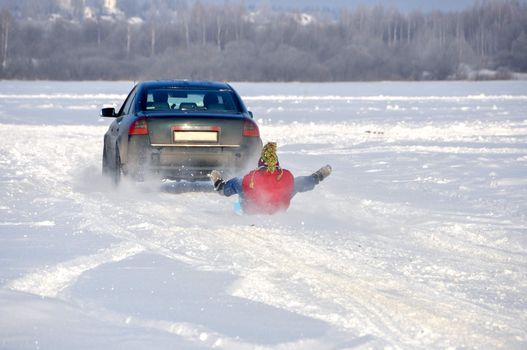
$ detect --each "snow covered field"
[0,80,526,349]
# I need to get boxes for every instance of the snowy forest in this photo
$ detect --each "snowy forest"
[0,0,526,81]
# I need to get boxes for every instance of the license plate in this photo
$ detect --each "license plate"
[174,131,218,142]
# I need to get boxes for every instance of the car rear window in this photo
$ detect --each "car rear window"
[142,88,242,113]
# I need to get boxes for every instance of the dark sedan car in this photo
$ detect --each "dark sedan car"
[101,80,262,184]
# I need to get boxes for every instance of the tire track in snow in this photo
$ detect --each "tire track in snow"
[74,191,520,349]
[3,122,525,348]
[69,170,525,349]
[73,194,392,347]
[197,225,520,349]
[5,192,364,349]
[161,195,523,347]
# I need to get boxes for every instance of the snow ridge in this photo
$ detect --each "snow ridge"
[8,242,145,298]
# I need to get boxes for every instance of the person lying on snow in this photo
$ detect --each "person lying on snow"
[208,142,332,215]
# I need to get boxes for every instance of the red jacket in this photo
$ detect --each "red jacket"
[241,168,295,214]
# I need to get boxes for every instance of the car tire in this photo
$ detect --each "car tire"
[112,147,122,186]
[102,147,111,176]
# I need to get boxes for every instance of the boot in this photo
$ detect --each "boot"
[313,165,332,183]
[208,170,225,191]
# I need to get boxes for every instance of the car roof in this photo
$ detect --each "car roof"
[139,80,232,90]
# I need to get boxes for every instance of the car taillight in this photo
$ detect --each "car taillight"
[129,118,148,135]
[243,120,260,137]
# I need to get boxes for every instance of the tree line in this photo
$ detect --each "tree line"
[0,0,526,81]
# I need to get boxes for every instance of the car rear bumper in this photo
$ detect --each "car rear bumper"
[124,136,261,181]
[151,146,247,180]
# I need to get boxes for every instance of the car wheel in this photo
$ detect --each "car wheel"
[127,153,146,182]
[102,147,111,176]
[112,147,122,186]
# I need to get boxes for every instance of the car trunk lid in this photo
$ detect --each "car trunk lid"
[144,113,249,147]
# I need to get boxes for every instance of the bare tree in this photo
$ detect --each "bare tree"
[0,0,526,81]
[0,9,11,69]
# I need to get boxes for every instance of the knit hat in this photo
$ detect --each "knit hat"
[258,142,280,172]
[250,142,283,189]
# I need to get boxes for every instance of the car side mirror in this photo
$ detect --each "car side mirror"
[248,111,254,118]
[101,107,116,118]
